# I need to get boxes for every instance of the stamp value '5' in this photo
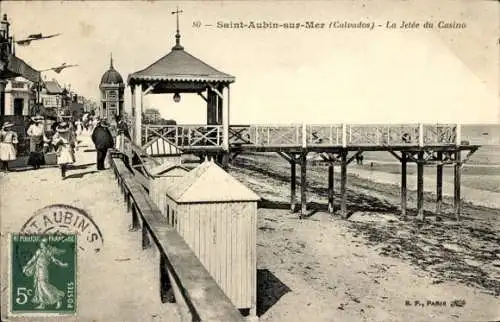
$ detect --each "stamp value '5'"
[10,234,77,315]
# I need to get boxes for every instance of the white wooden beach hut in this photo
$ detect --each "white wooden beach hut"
[162,159,260,316]
[144,136,183,164]
[148,161,189,215]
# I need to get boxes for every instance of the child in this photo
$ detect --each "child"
[0,122,18,172]
[52,122,76,179]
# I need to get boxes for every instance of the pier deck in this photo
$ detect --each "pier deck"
[139,123,477,154]
[132,123,480,221]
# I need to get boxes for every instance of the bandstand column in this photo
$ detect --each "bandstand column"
[130,85,136,141]
[222,85,230,152]
[134,84,143,146]
[217,85,223,125]
[207,88,217,125]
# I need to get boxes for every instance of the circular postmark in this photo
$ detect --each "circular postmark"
[20,204,104,253]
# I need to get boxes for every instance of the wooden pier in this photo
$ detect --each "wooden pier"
[123,24,480,222]
[128,122,479,221]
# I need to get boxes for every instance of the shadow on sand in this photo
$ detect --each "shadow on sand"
[258,198,400,219]
[64,170,98,180]
[255,268,291,317]
[237,269,291,318]
[69,162,96,170]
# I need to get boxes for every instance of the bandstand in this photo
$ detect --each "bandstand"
[127,13,234,164]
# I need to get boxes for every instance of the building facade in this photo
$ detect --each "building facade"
[40,79,64,117]
[99,55,124,122]
[3,76,35,116]
[0,13,40,117]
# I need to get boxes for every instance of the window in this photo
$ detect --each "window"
[108,90,117,100]
[43,96,57,108]
[11,81,24,89]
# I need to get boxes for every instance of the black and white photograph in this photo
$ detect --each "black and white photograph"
[0,1,499,321]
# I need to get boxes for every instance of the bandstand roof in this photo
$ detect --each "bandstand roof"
[128,31,235,87]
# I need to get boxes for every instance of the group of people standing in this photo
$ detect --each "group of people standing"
[0,113,130,178]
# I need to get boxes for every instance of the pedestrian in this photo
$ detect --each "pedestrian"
[0,122,18,172]
[91,119,114,171]
[52,122,76,179]
[27,116,47,170]
[114,115,130,151]
[90,116,99,133]
[75,118,83,137]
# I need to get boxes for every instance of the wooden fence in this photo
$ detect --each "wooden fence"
[110,155,244,322]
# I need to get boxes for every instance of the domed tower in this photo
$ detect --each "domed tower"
[99,53,124,122]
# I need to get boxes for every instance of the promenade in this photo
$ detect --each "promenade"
[0,134,181,321]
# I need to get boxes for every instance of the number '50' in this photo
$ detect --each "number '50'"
[16,287,32,305]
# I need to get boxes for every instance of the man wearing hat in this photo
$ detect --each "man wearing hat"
[27,115,47,169]
[0,122,19,171]
[91,119,114,171]
[52,122,76,178]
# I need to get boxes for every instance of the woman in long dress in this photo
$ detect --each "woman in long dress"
[0,122,18,172]
[75,118,83,137]
[114,116,131,151]
[22,238,68,309]
[27,116,47,169]
[52,122,76,179]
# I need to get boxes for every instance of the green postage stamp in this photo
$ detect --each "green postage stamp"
[10,234,77,315]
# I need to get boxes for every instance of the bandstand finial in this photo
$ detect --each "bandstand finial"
[171,5,184,50]
[110,52,114,69]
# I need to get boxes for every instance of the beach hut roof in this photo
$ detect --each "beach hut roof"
[165,160,260,203]
[149,161,189,176]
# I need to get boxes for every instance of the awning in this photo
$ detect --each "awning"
[0,55,40,83]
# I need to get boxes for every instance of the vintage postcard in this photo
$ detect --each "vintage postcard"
[0,1,498,321]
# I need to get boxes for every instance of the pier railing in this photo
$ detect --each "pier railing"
[110,155,244,322]
[139,123,460,150]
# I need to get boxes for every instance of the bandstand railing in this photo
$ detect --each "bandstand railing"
[142,124,223,149]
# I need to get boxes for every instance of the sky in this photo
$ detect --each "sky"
[3,0,499,124]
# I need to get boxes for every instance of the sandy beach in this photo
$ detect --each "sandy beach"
[229,153,500,321]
